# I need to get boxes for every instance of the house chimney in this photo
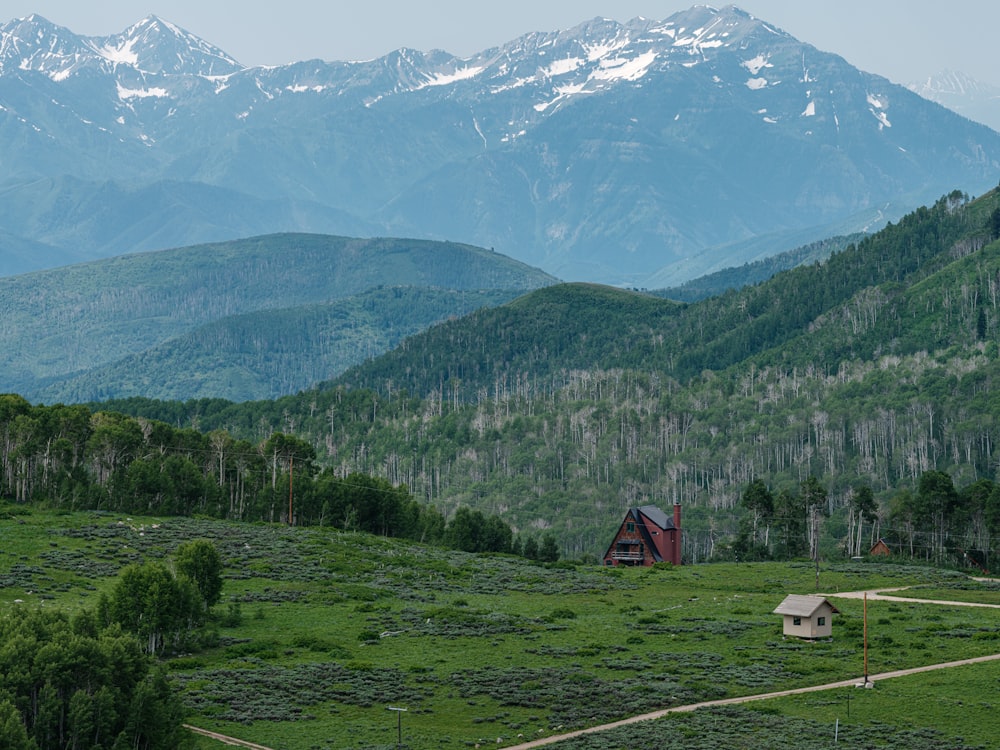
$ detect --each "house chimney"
[673,501,682,565]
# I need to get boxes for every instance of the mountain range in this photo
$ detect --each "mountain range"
[3,6,1000,285]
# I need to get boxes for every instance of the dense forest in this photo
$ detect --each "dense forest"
[7,189,1000,567]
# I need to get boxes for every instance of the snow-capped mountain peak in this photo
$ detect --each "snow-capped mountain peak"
[0,13,243,81]
[0,14,94,78]
[95,15,243,76]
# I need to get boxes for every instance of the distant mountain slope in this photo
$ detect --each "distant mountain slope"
[2,7,1000,284]
[34,287,521,403]
[1,234,555,401]
[654,234,863,302]
[334,190,994,399]
[908,70,1000,132]
[333,283,684,398]
[0,229,86,276]
[0,178,373,275]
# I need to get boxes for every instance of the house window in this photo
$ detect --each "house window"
[626,522,635,532]
[817,617,826,626]
[792,617,801,626]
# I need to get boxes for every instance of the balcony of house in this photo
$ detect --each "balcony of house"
[611,550,644,561]
[611,543,644,561]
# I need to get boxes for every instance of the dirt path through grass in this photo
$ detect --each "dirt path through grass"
[501,652,1000,750]
[184,724,277,748]
[825,587,1000,608]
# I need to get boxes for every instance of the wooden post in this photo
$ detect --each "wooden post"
[388,706,407,749]
[863,592,868,684]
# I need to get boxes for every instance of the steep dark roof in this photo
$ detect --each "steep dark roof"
[637,505,675,531]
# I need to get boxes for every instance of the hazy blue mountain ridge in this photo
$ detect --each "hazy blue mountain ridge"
[2,6,999,283]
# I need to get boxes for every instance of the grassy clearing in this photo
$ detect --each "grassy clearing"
[3,507,1000,749]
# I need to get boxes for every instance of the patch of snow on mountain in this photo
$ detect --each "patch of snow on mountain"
[99,38,139,65]
[590,51,656,82]
[583,38,630,62]
[116,83,168,99]
[866,93,891,128]
[742,54,771,76]
[543,57,582,77]
[491,76,535,93]
[871,109,891,128]
[673,17,727,51]
[556,82,587,96]
[286,84,326,93]
[419,65,484,88]
[651,24,677,39]
[746,78,767,90]
[802,100,816,117]
[534,82,588,112]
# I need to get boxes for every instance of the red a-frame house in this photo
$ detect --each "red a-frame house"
[602,504,682,566]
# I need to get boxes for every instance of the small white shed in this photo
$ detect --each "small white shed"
[773,594,839,639]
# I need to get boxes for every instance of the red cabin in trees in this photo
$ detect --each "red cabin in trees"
[603,504,682,566]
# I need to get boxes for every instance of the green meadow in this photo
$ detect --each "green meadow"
[2,506,999,749]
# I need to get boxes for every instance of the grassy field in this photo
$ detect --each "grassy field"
[2,505,999,749]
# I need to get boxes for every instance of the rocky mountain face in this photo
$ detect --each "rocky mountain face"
[2,6,1000,284]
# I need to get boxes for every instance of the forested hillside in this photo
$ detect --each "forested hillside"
[335,190,988,396]
[34,287,521,403]
[56,188,1000,566]
[656,233,862,303]
[0,234,555,401]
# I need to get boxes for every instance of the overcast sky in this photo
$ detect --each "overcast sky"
[5,1,997,87]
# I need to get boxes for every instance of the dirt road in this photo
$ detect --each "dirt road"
[824,587,1000,608]
[501,652,1000,750]
[184,724,276,748]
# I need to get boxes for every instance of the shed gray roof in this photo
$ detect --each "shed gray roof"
[773,595,840,617]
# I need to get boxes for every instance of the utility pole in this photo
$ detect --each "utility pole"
[812,505,820,590]
[288,454,293,526]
